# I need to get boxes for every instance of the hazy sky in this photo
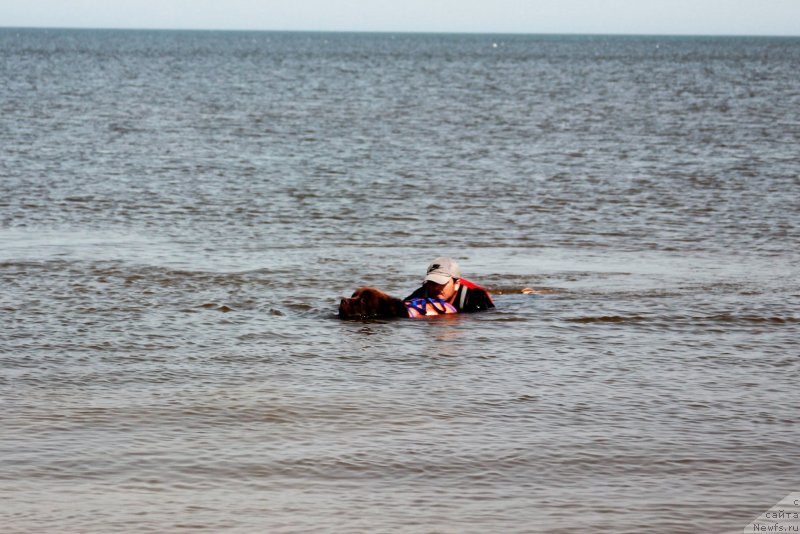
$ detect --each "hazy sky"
[1,0,799,36]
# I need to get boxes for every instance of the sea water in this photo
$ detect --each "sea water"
[1,29,799,533]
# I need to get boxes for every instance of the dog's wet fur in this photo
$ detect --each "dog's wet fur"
[338,287,408,320]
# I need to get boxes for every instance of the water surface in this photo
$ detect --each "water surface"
[1,29,799,533]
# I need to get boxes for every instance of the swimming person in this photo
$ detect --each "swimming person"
[404,257,495,312]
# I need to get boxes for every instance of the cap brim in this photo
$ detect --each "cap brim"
[424,272,452,285]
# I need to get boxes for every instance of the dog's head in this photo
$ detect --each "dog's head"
[338,287,407,320]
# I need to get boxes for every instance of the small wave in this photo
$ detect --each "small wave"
[489,286,558,295]
[567,314,798,324]
[485,318,530,325]
[568,315,648,323]
[198,303,234,312]
[705,314,798,324]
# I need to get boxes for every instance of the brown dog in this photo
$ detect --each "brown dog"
[338,287,408,320]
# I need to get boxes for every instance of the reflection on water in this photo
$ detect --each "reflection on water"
[1,29,799,533]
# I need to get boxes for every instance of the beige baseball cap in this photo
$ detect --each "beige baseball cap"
[423,257,461,285]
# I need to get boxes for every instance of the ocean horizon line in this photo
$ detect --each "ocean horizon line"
[1,25,798,39]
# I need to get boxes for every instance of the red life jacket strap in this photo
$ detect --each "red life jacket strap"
[457,278,495,307]
[458,278,483,290]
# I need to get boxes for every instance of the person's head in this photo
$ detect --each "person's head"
[423,257,461,302]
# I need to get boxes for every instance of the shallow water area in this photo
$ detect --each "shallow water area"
[2,29,799,533]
